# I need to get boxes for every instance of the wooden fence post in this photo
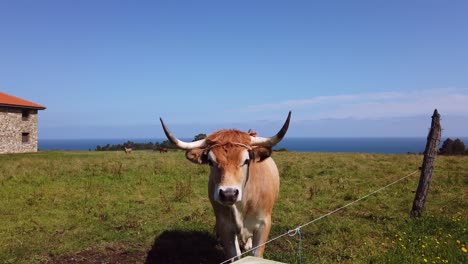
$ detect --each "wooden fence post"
[410,109,441,218]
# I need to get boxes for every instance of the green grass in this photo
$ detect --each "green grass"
[0,151,466,263]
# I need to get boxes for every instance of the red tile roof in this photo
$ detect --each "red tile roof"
[0,92,46,110]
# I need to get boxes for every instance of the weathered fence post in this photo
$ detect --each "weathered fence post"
[410,109,441,218]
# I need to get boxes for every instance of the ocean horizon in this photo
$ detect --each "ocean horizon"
[38,137,468,154]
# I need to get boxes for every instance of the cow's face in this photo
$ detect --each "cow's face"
[186,144,272,205]
[208,145,250,205]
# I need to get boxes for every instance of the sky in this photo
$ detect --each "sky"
[1,0,467,139]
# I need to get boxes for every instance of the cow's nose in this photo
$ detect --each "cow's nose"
[219,188,239,204]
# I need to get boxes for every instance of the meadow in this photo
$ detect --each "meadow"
[0,150,466,263]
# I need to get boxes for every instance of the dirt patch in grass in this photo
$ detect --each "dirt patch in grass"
[44,243,146,264]
[44,230,225,264]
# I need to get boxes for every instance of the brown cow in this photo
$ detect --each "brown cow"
[159,112,291,260]
[159,147,168,153]
[123,146,132,154]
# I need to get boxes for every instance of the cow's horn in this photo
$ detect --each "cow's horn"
[250,111,291,147]
[159,118,207,150]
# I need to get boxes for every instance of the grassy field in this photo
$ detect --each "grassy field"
[0,150,467,263]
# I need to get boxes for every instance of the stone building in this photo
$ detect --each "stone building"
[0,92,46,154]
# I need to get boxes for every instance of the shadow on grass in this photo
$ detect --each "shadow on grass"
[145,230,225,264]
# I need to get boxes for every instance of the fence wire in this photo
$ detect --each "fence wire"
[220,170,419,264]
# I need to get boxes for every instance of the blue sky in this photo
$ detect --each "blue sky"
[1,0,467,139]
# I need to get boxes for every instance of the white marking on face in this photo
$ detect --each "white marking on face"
[207,151,218,167]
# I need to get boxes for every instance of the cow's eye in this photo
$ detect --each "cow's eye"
[208,159,217,167]
[241,159,250,167]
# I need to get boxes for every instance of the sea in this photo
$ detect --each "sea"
[38,137,467,154]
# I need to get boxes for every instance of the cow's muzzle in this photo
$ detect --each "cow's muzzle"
[218,188,239,205]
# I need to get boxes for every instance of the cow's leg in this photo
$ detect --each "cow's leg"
[216,219,241,261]
[252,216,271,257]
[234,234,242,257]
[244,237,252,251]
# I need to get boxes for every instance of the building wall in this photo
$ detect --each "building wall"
[0,106,39,154]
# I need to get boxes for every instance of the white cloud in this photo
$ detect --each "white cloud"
[244,88,468,120]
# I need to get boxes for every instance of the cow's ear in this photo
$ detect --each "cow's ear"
[185,149,208,164]
[250,147,272,162]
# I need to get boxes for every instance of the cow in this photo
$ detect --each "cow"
[123,147,132,154]
[159,147,168,153]
[159,112,291,261]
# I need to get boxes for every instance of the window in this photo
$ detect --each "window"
[22,133,30,143]
[22,110,30,121]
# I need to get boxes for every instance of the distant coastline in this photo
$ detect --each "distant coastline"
[38,137,468,154]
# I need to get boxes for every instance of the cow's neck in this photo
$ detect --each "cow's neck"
[230,203,244,232]
[230,202,253,245]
